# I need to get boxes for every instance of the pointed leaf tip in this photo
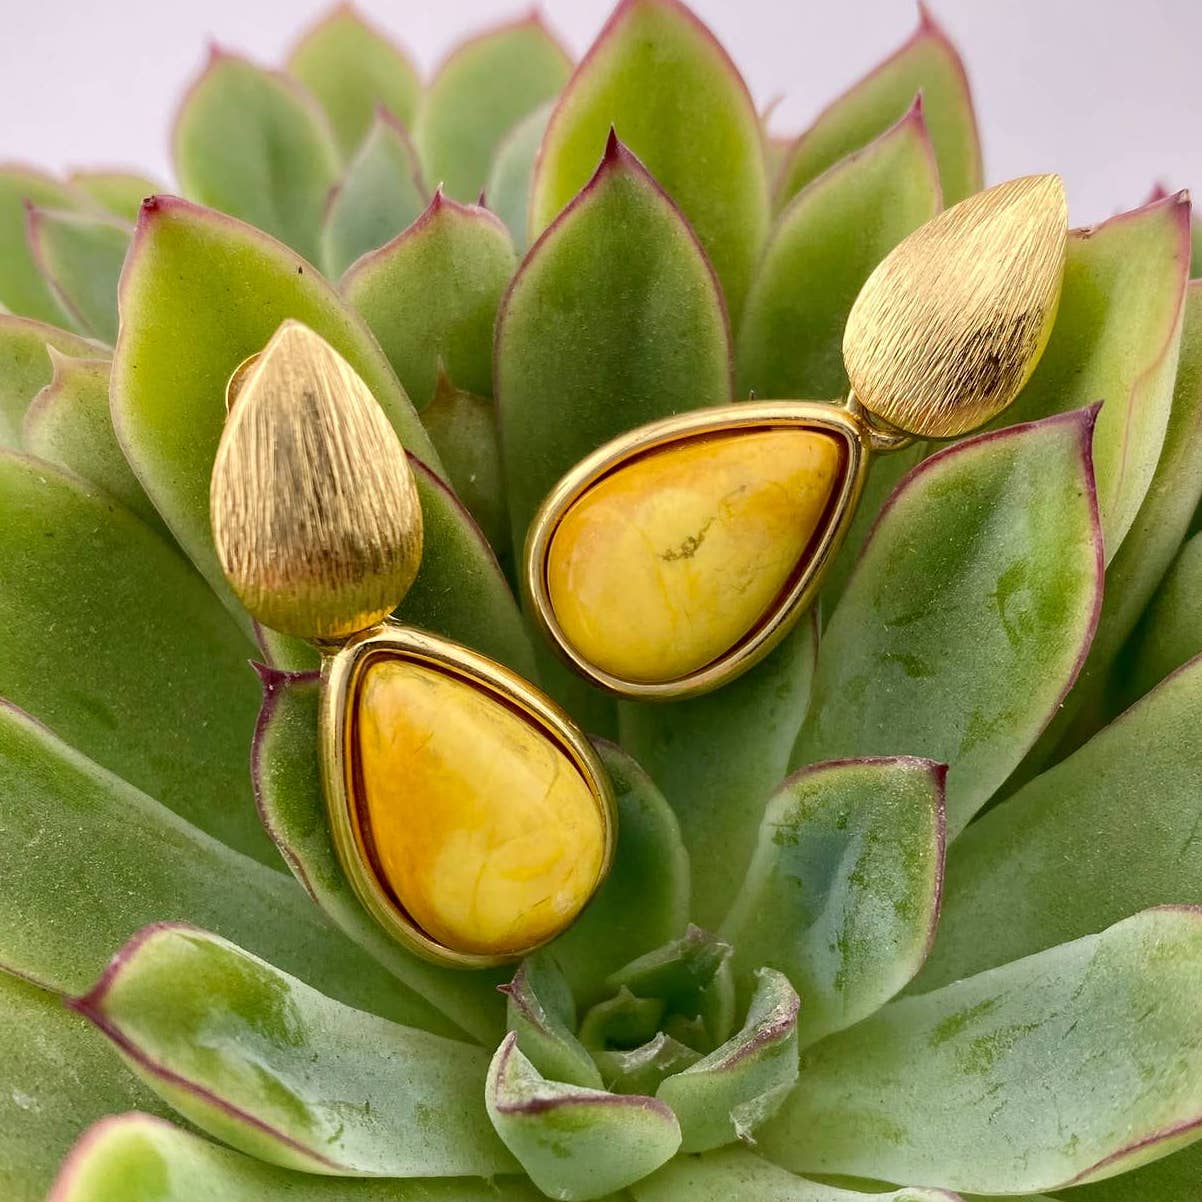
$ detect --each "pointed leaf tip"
[737,101,940,401]
[531,0,767,321]
[341,175,516,409]
[497,117,732,547]
[173,53,339,262]
[777,3,979,209]
[416,11,570,201]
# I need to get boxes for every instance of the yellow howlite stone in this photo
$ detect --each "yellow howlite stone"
[547,428,842,683]
[354,657,605,956]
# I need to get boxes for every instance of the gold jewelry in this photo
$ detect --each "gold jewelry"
[212,322,616,968]
[524,175,1069,700]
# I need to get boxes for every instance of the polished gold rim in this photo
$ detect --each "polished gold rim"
[318,619,619,970]
[523,400,872,701]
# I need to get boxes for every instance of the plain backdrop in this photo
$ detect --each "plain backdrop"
[1,0,1199,226]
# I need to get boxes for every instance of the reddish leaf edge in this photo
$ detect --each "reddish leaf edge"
[761,755,948,972]
[496,126,735,452]
[491,1030,677,1120]
[66,921,347,1173]
[843,405,1106,827]
[773,4,980,209]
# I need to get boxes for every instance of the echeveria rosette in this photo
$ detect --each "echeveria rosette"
[1,2,1201,1201]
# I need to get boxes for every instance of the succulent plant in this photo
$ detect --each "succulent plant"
[3,1,1202,1200]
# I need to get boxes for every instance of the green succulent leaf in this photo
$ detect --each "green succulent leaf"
[0,314,105,446]
[775,10,981,209]
[0,974,172,1202]
[1007,193,1191,554]
[619,615,816,928]
[415,15,571,203]
[172,50,340,262]
[73,925,515,1176]
[497,131,731,550]
[319,109,426,278]
[819,441,927,612]
[26,207,129,343]
[722,757,945,1049]
[419,367,508,553]
[790,409,1104,836]
[760,907,1202,1194]
[343,192,516,407]
[918,652,1202,990]
[579,987,666,1050]
[607,926,731,1038]
[50,1113,543,1202]
[1002,219,1197,784]
[0,167,91,324]
[67,170,163,222]
[109,195,438,652]
[530,0,768,322]
[22,353,161,530]
[546,741,691,1008]
[0,702,447,1031]
[486,1032,681,1200]
[0,452,274,863]
[486,102,553,252]
[504,953,603,1089]
[632,1146,959,1201]
[1065,279,1202,729]
[761,103,790,186]
[1048,1144,1202,1202]
[836,209,1192,677]
[656,968,799,1153]
[1120,533,1202,703]
[286,7,421,160]
[594,1034,702,1095]
[251,669,507,1044]
[399,458,536,677]
[737,101,941,400]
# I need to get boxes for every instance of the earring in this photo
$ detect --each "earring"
[211,322,616,968]
[524,175,1068,700]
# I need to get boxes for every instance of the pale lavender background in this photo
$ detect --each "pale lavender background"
[1,0,1199,225]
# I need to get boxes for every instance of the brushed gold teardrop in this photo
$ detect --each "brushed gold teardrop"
[843,174,1068,439]
[211,320,423,640]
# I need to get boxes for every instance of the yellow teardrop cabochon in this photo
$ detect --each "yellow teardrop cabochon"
[843,174,1068,439]
[211,320,423,641]
[545,426,844,685]
[352,652,607,957]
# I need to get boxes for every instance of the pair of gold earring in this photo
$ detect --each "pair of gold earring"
[211,174,1068,968]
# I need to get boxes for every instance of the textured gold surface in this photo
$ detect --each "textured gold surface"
[211,321,423,640]
[843,174,1067,439]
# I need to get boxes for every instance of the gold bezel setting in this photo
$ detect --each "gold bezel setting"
[523,400,872,700]
[318,620,619,969]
